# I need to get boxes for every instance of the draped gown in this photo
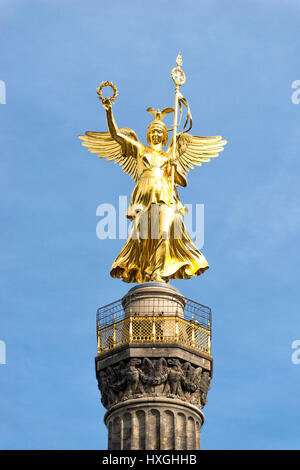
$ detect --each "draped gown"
[110,145,209,283]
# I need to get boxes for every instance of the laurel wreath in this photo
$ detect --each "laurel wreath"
[97,81,118,104]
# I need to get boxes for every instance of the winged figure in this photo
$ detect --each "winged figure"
[79,95,226,283]
[139,357,168,394]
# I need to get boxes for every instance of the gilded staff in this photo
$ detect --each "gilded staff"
[170,53,186,202]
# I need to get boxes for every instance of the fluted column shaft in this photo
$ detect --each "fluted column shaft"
[105,400,203,450]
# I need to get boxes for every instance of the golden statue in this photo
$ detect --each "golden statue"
[79,54,227,283]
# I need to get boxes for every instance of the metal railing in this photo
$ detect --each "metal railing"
[96,295,212,356]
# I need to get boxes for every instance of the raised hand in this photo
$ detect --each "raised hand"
[102,97,112,112]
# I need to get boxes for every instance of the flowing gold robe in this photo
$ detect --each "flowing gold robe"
[110,145,209,283]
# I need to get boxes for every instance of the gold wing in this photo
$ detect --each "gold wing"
[168,133,227,180]
[78,127,140,182]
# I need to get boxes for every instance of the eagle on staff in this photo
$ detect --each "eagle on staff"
[79,54,227,284]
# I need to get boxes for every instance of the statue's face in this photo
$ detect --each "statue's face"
[150,128,164,145]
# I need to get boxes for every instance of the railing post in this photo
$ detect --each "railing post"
[208,320,211,354]
[97,325,101,354]
[175,308,179,342]
[113,314,117,348]
[152,312,156,342]
[191,315,195,348]
[129,308,133,343]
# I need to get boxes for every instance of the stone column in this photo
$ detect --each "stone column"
[105,399,204,450]
[95,283,213,450]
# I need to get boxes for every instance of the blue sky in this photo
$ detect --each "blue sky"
[1,0,300,450]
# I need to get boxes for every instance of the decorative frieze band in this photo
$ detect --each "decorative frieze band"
[96,356,211,411]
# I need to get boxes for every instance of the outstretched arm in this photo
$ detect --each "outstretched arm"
[102,98,135,148]
[79,98,141,181]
